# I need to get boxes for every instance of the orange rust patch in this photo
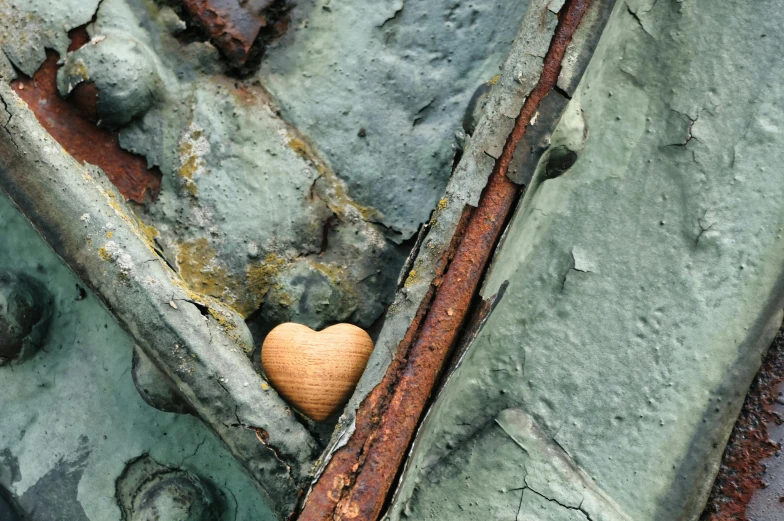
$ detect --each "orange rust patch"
[9,27,161,204]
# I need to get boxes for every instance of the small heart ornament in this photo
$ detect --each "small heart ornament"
[261,322,374,422]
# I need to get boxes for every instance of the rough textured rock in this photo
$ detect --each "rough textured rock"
[27,0,530,332]
[51,0,406,329]
[0,0,101,79]
[387,1,784,520]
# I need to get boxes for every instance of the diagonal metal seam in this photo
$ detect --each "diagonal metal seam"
[0,82,318,520]
[295,1,596,519]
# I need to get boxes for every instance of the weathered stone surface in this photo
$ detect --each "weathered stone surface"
[314,0,616,483]
[388,1,784,519]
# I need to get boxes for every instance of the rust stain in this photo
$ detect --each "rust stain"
[702,322,784,521]
[10,27,161,204]
[180,0,290,67]
[297,3,593,519]
[298,206,473,520]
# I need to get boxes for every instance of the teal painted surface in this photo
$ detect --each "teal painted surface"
[388,1,784,519]
[0,192,276,520]
[262,0,532,238]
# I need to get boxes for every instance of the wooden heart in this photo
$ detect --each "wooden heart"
[261,322,374,422]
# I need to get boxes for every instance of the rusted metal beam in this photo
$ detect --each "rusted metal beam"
[296,1,594,519]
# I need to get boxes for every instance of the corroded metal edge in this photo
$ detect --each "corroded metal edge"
[296,1,600,519]
[0,83,317,520]
[10,29,162,204]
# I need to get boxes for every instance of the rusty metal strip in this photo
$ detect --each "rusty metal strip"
[296,1,594,519]
[180,0,289,67]
[702,321,784,520]
[297,206,473,519]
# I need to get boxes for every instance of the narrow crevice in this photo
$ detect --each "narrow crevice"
[153,238,178,272]
[0,95,19,153]
[319,214,336,255]
[553,83,572,100]
[185,299,210,317]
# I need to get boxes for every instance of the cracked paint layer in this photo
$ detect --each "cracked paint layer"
[387,0,784,519]
[0,0,100,79]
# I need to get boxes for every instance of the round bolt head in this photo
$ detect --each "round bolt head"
[0,272,53,365]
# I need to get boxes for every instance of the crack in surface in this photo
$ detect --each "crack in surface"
[625,2,653,36]
[378,2,405,28]
[522,475,594,521]
[666,111,698,147]
[214,375,296,481]
[561,250,591,291]
[0,94,20,153]
[695,207,715,245]
[412,97,436,127]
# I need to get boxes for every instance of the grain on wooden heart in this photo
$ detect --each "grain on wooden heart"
[261,322,374,422]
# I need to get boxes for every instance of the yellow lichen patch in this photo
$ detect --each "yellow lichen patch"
[245,253,287,314]
[177,124,210,196]
[208,307,236,331]
[308,258,360,303]
[403,269,418,288]
[178,147,198,179]
[106,231,113,239]
[176,238,234,302]
[67,58,90,82]
[488,74,501,85]
[437,198,448,210]
[356,203,383,223]
[287,136,310,158]
[135,220,160,250]
[208,307,252,354]
[287,134,384,224]
[99,246,112,262]
[176,240,288,320]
